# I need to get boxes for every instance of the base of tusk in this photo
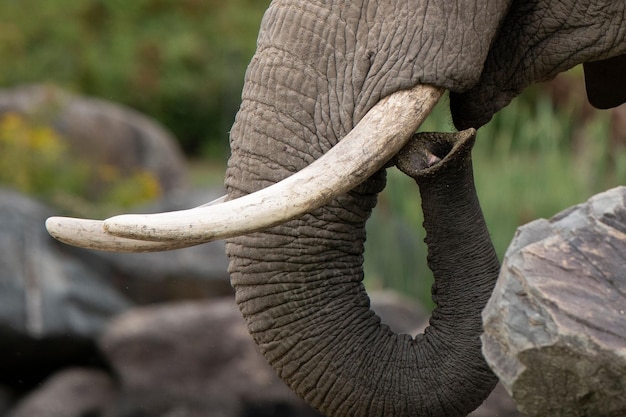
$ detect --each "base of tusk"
[46,84,443,252]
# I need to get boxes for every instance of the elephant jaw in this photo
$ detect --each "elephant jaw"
[45,84,443,252]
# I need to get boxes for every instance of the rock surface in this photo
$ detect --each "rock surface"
[0,187,128,388]
[8,368,116,417]
[0,187,231,390]
[0,187,131,339]
[482,186,626,417]
[99,297,322,417]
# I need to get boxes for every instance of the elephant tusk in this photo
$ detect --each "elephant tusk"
[45,218,200,252]
[46,84,443,252]
[45,195,228,252]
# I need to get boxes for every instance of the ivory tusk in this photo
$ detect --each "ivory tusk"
[45,195,228,252]
[46,84,443,251]
[45,218,204,252]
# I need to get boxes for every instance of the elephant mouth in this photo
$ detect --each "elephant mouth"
[45,84,443,252]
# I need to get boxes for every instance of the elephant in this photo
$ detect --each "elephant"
[46,1,626,416]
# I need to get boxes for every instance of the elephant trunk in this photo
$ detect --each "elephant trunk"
[226,123,499,416]
[397,130,501,339]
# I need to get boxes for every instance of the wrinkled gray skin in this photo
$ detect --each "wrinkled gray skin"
[224,1,626,416]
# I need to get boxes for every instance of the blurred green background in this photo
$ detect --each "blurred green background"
[1,0,625,308]
[0,0,270,156]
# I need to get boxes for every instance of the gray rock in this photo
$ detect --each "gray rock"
[0,188,131,338]
[99,297,323,417]
[0,188,128,388]
[8,368,116,417]
[0,184,230,338]
[468,383,524,417]
[482,186,626,417]
[0,84,188,194]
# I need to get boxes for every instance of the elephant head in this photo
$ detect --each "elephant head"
[47,1,625,416]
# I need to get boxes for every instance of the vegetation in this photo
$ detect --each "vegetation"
[0,113,161,216]
[0,0,270,157]
[2,2,625,308]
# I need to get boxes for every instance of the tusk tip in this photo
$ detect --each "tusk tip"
[45,216,107,247]
[45,215,98,237]
[45,215,204,252]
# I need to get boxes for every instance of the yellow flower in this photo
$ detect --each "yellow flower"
[0,113,24,144]
[30,126,65,155]
[134,170,162,201]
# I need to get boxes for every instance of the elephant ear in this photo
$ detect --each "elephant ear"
[584,54,626,109]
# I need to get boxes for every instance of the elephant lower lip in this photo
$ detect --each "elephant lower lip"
[45,84,444,252]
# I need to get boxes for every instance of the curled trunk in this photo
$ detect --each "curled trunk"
[226,129,500,417]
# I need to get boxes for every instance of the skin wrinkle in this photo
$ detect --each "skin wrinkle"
[451,0,626,128]
[303,350,335,406]
[237,98,315,158]
[343,2,366,122]
[344,1,510,130]
[278,320,334,381]
[357,329,392,413]
[370,340,394,415]
[393,6,421,90]
[268,0,498,141]
[274,307,350,355]
[309,309,378,413]
[262,6,346,152]
[387,338,413,415]
[348,5,367,110]
[235,109,315,173]
[264,2,331,65]
[299,308,357,378]
[355,4,414,119]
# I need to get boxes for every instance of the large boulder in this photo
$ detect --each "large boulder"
[482,186,626,417]
[0,84,188,194]
[99,297,322,417]
[0,188,131,338]
[0,188,129,387]
[8,368,116,417]
[0,187,230,392]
